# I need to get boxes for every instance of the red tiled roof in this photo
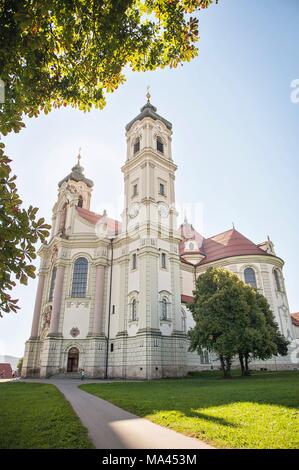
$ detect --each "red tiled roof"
[0,363,12,379]
[291,313,299,327]
[179,223,205,255]
[179,223,271,266]
[76,207,121,236]
[199,228,269,265]
[181,294,193,304]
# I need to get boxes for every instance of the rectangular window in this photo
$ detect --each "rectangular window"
[161,253,166,269]
[112,305,115,314]
[133,184,138,197]
[110,343,114,352]
[132,253,137,270]
[159,183,165,196]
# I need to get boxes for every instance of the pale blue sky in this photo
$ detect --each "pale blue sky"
[1,0,298,358]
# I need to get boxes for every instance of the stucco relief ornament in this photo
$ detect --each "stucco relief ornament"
[66,183,78,194]
[51,245,58,263]
[70,327,80,338]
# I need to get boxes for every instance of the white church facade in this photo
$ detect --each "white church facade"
[22,98,298,379]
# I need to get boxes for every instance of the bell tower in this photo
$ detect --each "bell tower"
[51,151,94,239]
[115,93,186,379]
[122,91,178,236]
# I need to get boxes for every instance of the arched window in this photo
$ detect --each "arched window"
[71,257,88,297]
[204,350,210,364]
[200,350,210,364]
[49,267,57,301]
[133,138,140,155]
[161,297,168,320]
[157,136,164,153]
[132,253,137,270]
[274,269,281,291]
[244,267,257,289]
[59,203,67,233]
[181,308,187,333]
[78,195,83,208]
[131,299,137,321]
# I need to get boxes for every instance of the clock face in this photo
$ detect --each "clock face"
[129,204,139,219]
[158,203,169,218]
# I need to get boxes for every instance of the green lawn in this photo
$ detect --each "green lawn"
[81,370,299,449]
[0,382,93,449]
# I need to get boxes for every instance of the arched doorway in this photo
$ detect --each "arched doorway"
[67,347,79,372]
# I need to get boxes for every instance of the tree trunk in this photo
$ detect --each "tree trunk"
[225,357,232,378]
[219,355,226,377]
[239,353,245,376]
[244,353,251,376]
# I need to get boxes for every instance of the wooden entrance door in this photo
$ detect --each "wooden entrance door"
[67,347,79,372]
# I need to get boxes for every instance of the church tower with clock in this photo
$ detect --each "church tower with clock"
[114,91,187,378]
[22,93,297,379]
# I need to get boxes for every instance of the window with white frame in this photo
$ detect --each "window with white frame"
[244,267,257,289]
[71,257,88,297]
[133,137,140,154]
[161,252,167,269]
[132,183,138,197]
[200,350,210,364]
[156,136,164,153]
[131,298,137,321]
[77,195,83,208]
[159,182,165,196]
[132,253,137,270]
[274,269,282,291]
[59,202,67,233]
[181,308,187,333]
[161,297,168,320]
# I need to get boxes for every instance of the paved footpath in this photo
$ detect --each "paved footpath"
[26,379,213,449]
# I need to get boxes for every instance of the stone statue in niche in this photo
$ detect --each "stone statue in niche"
[42,306,52,329]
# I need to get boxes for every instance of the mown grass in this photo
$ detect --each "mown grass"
[0,382,93,449]
[81,370,299,449]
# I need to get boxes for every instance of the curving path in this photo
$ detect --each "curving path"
[26,379,213,449]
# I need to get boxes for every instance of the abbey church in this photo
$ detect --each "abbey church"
[22,97,297,379]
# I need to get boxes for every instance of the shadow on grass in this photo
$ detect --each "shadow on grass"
[185,408,238,428]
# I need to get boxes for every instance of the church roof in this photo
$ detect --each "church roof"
[179,222,205,255]
[0,363,12,378]
[58,161,94,188]
[179,224,272,265]
[125,101,172,132]
[181,294,194,304]
[291,312,299,327]
[76,207,121,236]
[199,228,269,265]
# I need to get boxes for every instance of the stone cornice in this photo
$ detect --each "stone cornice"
[121,148,177,173]
[180,253,284,272]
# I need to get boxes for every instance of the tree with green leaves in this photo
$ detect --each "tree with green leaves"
[0,0,218,135]
[188,267,289,378]
[0,0,218,316]
[189,267,252,377]
[0,147,50,316]
[17,357,23,376]
[238,290,289,375]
